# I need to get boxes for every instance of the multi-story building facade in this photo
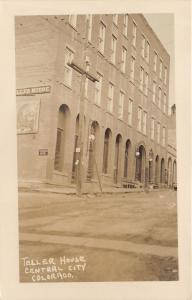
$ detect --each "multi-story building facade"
[15,14,176,190]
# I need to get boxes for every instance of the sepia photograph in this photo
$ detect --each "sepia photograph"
[15,12,179,283]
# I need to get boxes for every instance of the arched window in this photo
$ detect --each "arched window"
[54,104,70,172]
[114,134,123,183]
[102,128,112,174]
[124,139,131,178]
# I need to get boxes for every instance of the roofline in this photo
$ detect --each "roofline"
[138,14,170,60]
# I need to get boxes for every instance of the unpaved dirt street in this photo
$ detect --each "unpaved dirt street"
[19,190,178,282]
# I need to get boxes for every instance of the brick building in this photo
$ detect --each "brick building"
[15,14,176,190]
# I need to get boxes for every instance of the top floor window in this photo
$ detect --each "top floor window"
[111,35,117,64]
[64,47,74,86]
[153,51,158,72]
[132,22,137,46]
[159,59,163,79]
[68,15,77,27]
[146,41,150,62]
[141,35,145,58]
[98,22,106,54]
[123,14,128,36]
[113,14,118,26]
[87,14,93,41]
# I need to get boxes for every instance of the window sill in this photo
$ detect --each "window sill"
[94,102,101,108]
[53,170,68,177]
[106,110,114,116]
[97,49,105,57]
[61,82,72,90]
[66,22,77,31]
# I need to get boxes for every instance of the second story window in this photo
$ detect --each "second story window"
[111,35,117,64]
[87,14,93,42]
[132,22,137,46]
[144,73,149,96]
[84,60,90,98]
[162,127,166,146]
[130,56,135,82]
[152,81,156,103]
[143,111,147,134]
[107,82,114,113]
[64,47,74,86]
[153,51,158,72]
[151,118,155,140]
[121,47,127,73]
[128,99,133,125]
[118,91,124,119]
[68,15,77,27]
[123,14,128,36]
[139,67,144,91]
[137,107,142,132]
[98,22,106,54]
[94,73,102,105]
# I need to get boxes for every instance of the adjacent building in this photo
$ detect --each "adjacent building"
[15,14,177,190]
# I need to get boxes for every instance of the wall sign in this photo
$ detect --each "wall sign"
[16,85,51,96]
[39,149,48,156]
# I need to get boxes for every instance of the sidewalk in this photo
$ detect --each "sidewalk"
[19,182,146,195]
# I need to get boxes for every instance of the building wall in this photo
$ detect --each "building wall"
[15,14,175,188]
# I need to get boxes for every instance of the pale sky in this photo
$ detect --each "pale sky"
[144,14,175,108]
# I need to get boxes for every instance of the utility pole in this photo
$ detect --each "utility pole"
[68,18,98,196]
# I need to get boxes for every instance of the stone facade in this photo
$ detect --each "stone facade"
[15,14,176,189]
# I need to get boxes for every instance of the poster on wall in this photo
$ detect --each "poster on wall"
[0,1,191,300]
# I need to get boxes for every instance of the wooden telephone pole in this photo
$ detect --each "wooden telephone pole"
[68,18,98,196]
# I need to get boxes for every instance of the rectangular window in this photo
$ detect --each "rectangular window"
[159,59,163,79]
[118,91,124,119]
[64,48,74,86]
[98,22,106,53]
[128,99,133,125]
[141,35,145,58]
[111,35,117,64]
[158,87,162,108]
[121,47,127,73]
[94,73,102,105]
[113,14,118,26]
[69,15,77,27]
[123,14,128,36]
[107,82,114,113]
[144,73,149,95]
[162,127,166,146]
[143,111,147,134]
[132,22,137,46]
[154,52,158,72]
[139,67,144,91]
[164,67,168,84]
[163,93,167,113]
[157,122,160,144]
[146,41,150,62]
[137,107,142,131]
[87,14,92,42]
[130,56,135,82]
[152,81,156,103]
[151,118,155,140]
[84,61,90,98]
